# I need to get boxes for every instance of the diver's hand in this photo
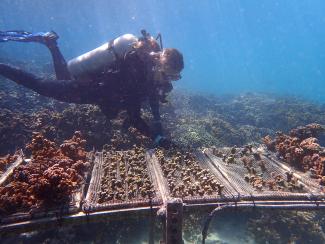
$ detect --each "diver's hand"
[130,117,151,137]
[152,120,163,136]
[154,135,173,149]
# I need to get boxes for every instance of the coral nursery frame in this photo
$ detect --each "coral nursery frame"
[1,147,325,244]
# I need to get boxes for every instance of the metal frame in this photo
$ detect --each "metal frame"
[1,148,325,244]
[201,199,325,244]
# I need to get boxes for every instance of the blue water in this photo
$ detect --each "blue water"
[1,0,325,102]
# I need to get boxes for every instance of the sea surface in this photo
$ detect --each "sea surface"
[1,0,325,243]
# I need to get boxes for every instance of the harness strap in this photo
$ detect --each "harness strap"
[107,39,119,61]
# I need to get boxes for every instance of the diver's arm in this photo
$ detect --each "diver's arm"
[149,94,161,120]
[149,93,174,149]
[126,98,151,137]
[149,95,163,137]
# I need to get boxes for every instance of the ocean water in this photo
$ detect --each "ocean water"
[1,1,325,243]
[1,0,325,101]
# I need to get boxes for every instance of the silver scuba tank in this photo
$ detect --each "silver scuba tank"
[67,34,138,78]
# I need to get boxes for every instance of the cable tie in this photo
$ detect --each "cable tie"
[84,205,91,217]
[250,193,256,208]
[55,211,63,227]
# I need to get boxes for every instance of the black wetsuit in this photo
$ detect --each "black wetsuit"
[0,43,164,138]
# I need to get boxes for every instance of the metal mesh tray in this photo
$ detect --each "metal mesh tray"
[203,146,321,201]
[0,152,94,225]
[263,149,324,194]
[0,150,24,186]
[84,149,162,212]
[148,148,239,204]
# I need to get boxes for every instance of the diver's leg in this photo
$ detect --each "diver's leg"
[100,105,119,120]
[0,63,88,104]
[0,31,71,80]
[42,32,71,80]
[46,44,71,80]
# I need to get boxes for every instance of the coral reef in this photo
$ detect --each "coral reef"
[0,76,152,155]
[247,210,325,243]
[290,123,325,140]
[160,91,325,148]
[2,69,325,153]
[0,215,163,243]
[262,124,325,184]
[155,148,223,197]
[0,132,89,214]
[98,146,155,203]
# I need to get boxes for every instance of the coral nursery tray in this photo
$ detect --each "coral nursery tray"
[203,146,322,201]
[263,151,324,194]
[84,147,162,212]
[0,150,24,186]
[0,152,94,225]
[147,148,238,204]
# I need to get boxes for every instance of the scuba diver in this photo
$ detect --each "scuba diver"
[0,30,184,147]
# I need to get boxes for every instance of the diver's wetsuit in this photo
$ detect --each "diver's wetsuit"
[0,42,164,138]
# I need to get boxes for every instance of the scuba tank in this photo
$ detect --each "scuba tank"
[67,34,138,78]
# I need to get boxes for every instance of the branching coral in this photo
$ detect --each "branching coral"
[155,148,223,197]
[263,124,325,184]
[98,146,155,203]
[0,131,89,214]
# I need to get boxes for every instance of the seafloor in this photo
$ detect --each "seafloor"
[1,62,325,155]
[1,61,325,243]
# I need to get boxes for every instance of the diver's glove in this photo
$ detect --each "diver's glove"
[152,120,163,136]
[154,135,172,149]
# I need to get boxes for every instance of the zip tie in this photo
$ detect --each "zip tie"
[232,194,240,210]
[311,194,321,208]
[83,205,91,221]
[55,211,63,227]
[149,195,153,210]
[250,193,256,208]
[307,192,319,206]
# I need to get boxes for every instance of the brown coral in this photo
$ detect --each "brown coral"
[98,146,155,204]
[0,153,18,175]
[289,123,324,140]
[0,131,89,214]
[262,124,325,184]
[155,148,223,197]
